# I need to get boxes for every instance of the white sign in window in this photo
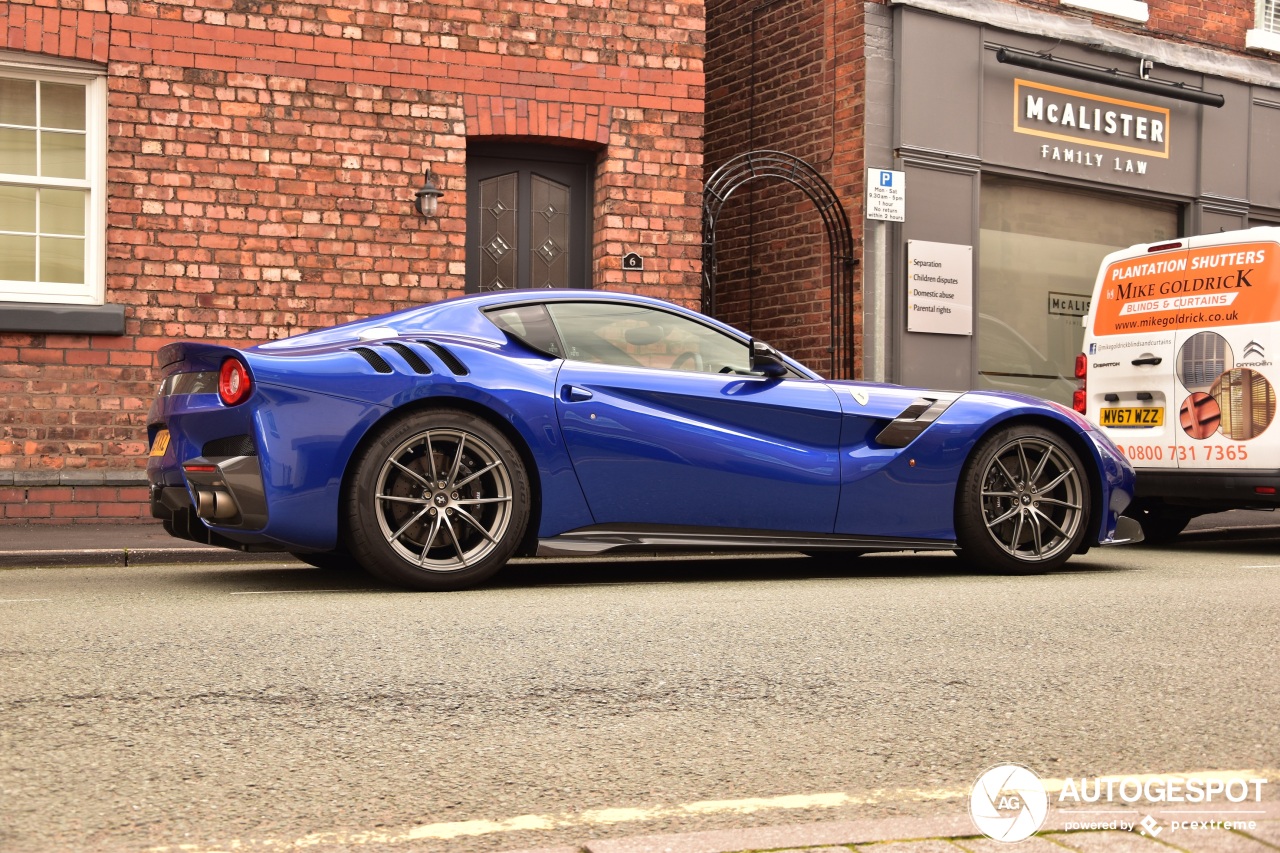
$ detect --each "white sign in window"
[906,240,973,335]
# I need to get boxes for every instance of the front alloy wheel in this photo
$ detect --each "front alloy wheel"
[956,425,1091,573]
[348,410,529,590]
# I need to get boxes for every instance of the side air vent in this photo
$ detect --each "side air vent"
[417,339,470,375]
[352,346,393,374]
[203,434,256,457]
[385,342,432,375]
[875,395,958,448]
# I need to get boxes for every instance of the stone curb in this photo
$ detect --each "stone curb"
[0,470,150,487]
[501,801,1280,853]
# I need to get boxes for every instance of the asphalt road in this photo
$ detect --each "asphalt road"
[1,523,1278,853]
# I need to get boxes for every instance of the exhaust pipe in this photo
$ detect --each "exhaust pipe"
[195,489,238,521]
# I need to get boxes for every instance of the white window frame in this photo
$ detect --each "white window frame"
[1247,0,1280,53]
[1060,0,1150,24]
[0,53,107,306]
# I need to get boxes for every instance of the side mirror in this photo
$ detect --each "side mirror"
[750,339,789,378]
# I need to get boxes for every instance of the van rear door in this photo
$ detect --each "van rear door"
[1169,233,1280,473]
[1085,242,1185,469]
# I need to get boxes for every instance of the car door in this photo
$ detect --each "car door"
[546,301,844,533]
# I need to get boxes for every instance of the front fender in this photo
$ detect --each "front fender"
[834,391,1134,545]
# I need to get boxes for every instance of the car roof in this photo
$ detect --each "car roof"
[254,289,799,368]
[433,289,750,339]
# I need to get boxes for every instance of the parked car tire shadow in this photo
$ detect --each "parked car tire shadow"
[174,549,1138,593]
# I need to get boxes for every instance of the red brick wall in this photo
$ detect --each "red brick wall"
[0,0,704,523]
[704,0,864,378]
[1016,0,1263,51]
[2,484,151,524]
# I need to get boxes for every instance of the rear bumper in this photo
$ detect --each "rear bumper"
[1135,468,1280,510]
[149,477,290,553]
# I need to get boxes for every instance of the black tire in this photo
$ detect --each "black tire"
[345,409,530,591]
[291,551,356,571]
[955,425,1091,574]
[1123,501,1195,545]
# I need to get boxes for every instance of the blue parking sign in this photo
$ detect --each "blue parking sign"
[866,167,905,222]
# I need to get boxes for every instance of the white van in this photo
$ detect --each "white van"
[1079,227,1280,541]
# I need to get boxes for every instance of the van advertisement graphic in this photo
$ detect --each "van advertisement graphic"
[1092,242,1279,337]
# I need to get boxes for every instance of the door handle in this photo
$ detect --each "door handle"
[1131,356,1163,366]
[561,385,593,402]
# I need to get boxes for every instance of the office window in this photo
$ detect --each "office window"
[0,61,105,305]
[978,179,1179,405]
[1060,0,1149,24]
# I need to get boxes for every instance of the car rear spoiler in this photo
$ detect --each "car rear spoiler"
[156,341,242,372]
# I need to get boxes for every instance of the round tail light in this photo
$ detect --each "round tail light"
[219,358,252,406]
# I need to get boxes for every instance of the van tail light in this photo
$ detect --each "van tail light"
[218,358,253,406]
[1073,353,1087,414]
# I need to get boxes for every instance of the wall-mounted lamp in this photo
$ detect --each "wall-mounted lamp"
[414,168,444,218]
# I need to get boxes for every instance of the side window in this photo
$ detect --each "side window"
[544,302,752,374]
[486,304,563,357]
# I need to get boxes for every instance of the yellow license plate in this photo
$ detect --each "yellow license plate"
[1098,407,1164,427]
[149,429,171,457]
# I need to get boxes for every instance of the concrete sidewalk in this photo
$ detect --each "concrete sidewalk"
[502,804,1280,853]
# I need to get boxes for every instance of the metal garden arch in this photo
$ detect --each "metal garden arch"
[702,150,856,379]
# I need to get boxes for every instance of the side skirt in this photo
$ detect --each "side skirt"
[537,524,955,557]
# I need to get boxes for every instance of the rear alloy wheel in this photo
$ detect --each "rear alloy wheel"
[956,425,1090,574]
[347,410,530,591]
